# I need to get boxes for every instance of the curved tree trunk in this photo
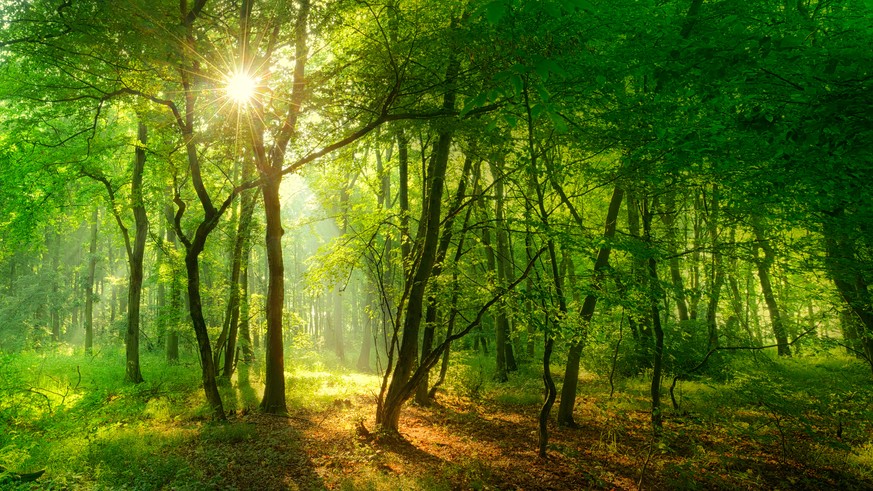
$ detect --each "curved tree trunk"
[556,187,623,427]
[125,121,148,384]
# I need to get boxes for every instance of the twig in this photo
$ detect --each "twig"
[638,435,656,490]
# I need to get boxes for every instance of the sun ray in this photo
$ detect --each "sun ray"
[226,71,258,106]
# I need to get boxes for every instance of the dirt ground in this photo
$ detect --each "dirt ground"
[200,391,871,490]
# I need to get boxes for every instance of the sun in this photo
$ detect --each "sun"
[225,71,258,106]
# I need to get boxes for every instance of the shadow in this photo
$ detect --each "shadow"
[372,431,446,471]
[193,412,325,491]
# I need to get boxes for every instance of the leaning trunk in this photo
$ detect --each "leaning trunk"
[753,223,790,356]
[185,250,226,419]
[556,187,623,426]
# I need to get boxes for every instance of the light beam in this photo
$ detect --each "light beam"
[225,71,257,106]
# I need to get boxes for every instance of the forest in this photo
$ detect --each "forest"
[1,0,872,489]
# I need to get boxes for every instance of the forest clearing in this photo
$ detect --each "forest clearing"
[2,0,872,489]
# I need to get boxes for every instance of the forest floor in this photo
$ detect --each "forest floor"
[2,349,873,490]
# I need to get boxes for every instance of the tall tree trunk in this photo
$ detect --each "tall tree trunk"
[753,220,790,356]
[378,130,451,428]
[164,202,181,363]
[660,193,689,322]
[184,249,226,417]
[239,248,253,363]
[221,185,257,377]
[254,0,310,414]
[556,187,623,427]
[823,210,873,370]
[526,119,565,456]
[491,160,516,373]
[642,198,665,431]
[704,186,724,350]
[50,229,61,342]
[378,37,460,429]
[84,208,98,352]
[479,201,505,381]
[627,192,652,356]
[260,177,287,412]
[358,285,374,371]
[333,289,346,362]
[415,154,473,404]
[125,122,148,384]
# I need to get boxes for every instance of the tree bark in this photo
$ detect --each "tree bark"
[642,198,665,431]
[84,208,98,352]
[753,220,790,356]
[125,121,148,384]
[660,193,689,322]
[823,210,873,370]
[704,187,724,350]
[220,185,257,377]
[491,160,516,373]
[556,187,623,427]
[50,229,61,342]
[415,154,473,404]
[259,176,287,412]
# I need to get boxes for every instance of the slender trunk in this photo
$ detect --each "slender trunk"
[398,130,411,267]
[379,125,452,429]
[239,248,253,363]
[704,187,723,350]
[415,155,473,404]
[491,161,516,373]
[753,221,790,356]
[378,41,460,428]
[165,202,181,363]
[333,288,346,362]
[357,285,374,371]
[185,250,226,418]
[627,192,652,351]
[85,208,98,352]
[643,199,664,431]
[539,331,556,458]
[480,204,505,381]
[126,122,148,384]
[822,211,873,369]
[50,230,61,342]
[660,194,689,322]
[221,187,256,377]
[556,187,623,426]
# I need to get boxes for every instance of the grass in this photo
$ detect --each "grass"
[1,344,872,489]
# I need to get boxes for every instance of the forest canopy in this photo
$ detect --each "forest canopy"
[1,0,872,489]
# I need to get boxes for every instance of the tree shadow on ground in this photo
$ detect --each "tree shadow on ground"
[191,412,324,491]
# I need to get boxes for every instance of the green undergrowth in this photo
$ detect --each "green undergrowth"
[0,344,383,489]
[2,344,872,490]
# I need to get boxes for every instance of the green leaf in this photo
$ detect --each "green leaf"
[460,93,488,117]
[548,111,568,133]
[485,1,506,25]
